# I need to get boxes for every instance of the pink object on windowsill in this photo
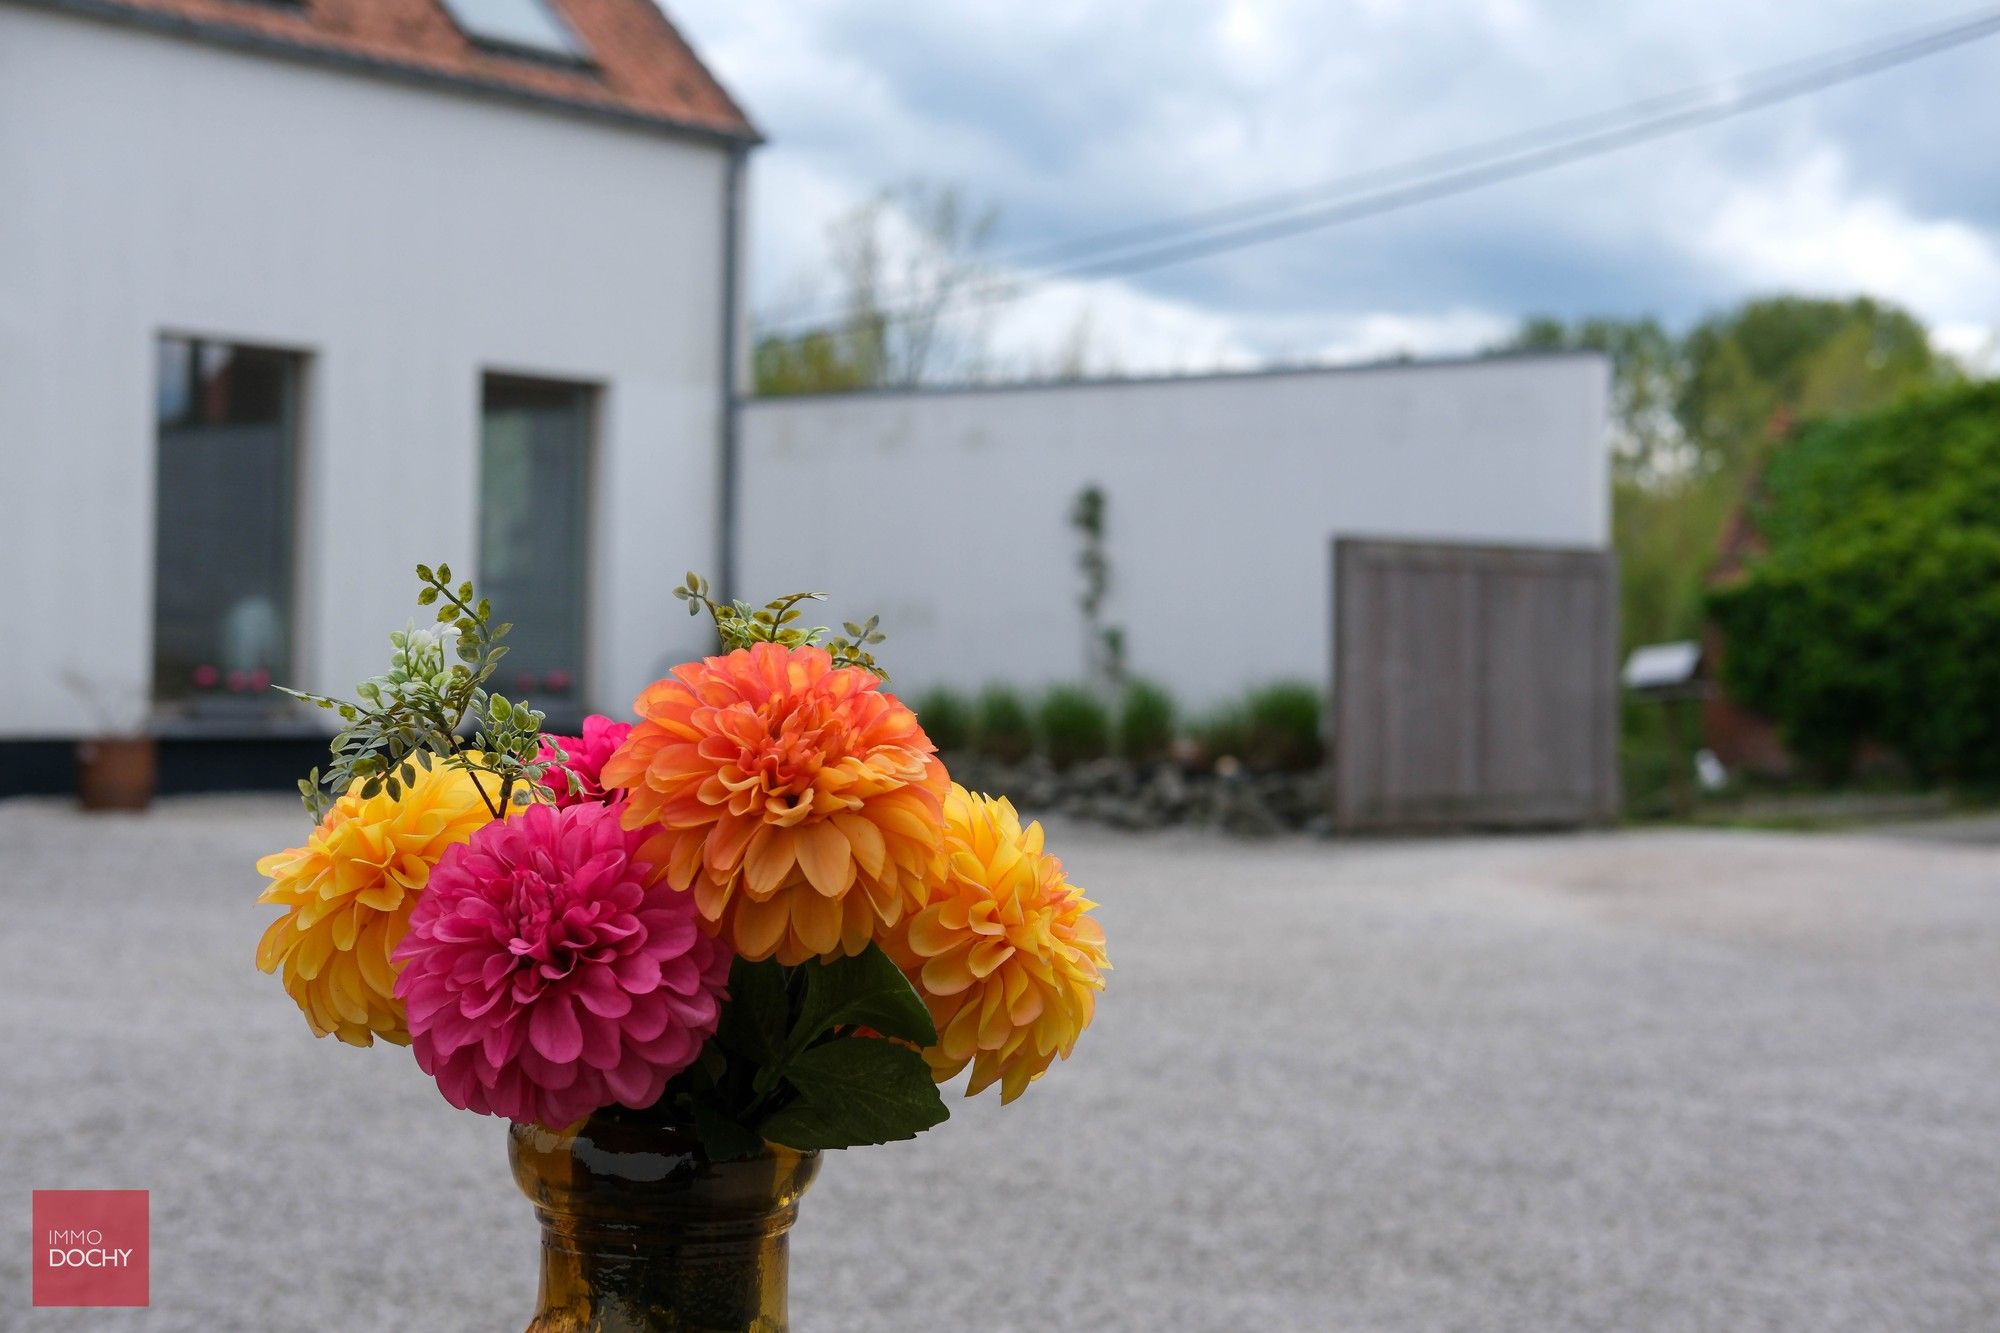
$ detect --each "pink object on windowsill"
[192,664,220,689]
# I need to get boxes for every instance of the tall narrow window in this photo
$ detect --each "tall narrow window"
[480,376,592,713]
[153,337,301,713]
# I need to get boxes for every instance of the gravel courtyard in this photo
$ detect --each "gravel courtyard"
[3,796,1996,1332]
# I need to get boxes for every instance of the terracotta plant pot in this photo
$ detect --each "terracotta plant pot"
[510,1108,820,1333]
[76,736,157,811]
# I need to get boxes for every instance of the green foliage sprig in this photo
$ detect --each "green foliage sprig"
[1069,485,1126,690]
[672,572,890,678]
[278,563,571,821]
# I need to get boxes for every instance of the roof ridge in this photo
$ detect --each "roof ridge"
[6,0,760,144]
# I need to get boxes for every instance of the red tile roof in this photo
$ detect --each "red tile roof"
[23,0,757,142]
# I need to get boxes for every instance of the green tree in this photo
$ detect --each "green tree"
[751,326,880,397]
[753,181,1005,395]
[1505,295,1958,651]
[1677,296,1951,476]
[1507,315,1688,479]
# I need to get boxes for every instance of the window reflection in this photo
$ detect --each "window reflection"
[480,375,592,710]
[153,336,300,712]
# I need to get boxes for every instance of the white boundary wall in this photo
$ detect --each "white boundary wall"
[739,354,1610,708]
[0,7,732,736]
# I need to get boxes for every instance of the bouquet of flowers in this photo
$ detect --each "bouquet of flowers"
[254,567,1107,1156]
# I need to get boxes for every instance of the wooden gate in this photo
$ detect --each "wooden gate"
[1332,539,1618,831]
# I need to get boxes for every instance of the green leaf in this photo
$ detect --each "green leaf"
[437,562,451,584]
[692,1104,765,1163]
[714,957,789,1066]
[788,944,936,1054]
[416,563,434,582]
[760,1037,948,1151]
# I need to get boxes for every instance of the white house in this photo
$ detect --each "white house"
[0,0,756,763]
[0,0,1613,803]
[739,354,1610,708]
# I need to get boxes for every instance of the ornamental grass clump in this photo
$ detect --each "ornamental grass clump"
[1243,682,1325,772]
[252,566,1106,1162]
[1116,679,1177,764]
[910,685,973,754]
[973,684,1036,765]
[1037,685,1112,770]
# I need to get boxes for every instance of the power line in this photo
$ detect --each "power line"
[757,6,2000,340]
[1065,8,2000,280]
[994,6,1998,274]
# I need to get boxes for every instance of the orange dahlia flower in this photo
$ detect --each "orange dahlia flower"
[887,785,1108,1103]
[601,641,948,965]
[255,755,500,1046]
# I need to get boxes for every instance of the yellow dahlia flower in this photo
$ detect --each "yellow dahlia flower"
[602,642,948,966]
[255,755,501,1046]
[887,785,1107,1103]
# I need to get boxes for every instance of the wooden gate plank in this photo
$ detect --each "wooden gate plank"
[1332,538,1618,831]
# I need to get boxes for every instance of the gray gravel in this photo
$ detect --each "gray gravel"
[3,796,1997,1332]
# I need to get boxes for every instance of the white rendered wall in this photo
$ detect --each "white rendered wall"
[0,7,731,736]
[739,355,1610,708]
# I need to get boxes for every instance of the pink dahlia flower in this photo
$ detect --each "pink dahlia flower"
[536,714,634,807]
[393,801,731,1128]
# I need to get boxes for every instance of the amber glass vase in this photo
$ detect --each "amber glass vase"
[509,1107,821,1333]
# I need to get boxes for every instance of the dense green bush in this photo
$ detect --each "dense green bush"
[910,686,972,753]
[1116,679,1177,763]
[1709,383,2000,781]
[1038,686,1112,770]
[1243,682,1325,772]
[972,685,1036,765]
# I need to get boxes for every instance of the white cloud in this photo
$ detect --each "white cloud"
[1699,147,2000,324]
[669,0,2000,372]
[1934,322,2000,376]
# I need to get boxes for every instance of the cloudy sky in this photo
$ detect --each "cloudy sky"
[668,0,2000,377]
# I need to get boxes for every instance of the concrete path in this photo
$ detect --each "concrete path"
[2,796,1995,1331]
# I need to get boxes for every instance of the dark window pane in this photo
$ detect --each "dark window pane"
[480,376,591,708]
[153,337,299,710]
